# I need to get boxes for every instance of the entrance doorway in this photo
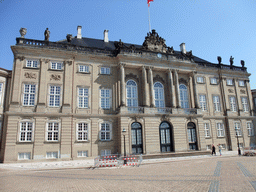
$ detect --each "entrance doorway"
[131,122,143,154]
[159,122,173,152]
[187,122,198,150]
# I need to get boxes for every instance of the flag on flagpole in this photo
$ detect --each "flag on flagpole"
[147,0,153,7]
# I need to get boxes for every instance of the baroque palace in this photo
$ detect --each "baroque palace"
[0,26,255,163]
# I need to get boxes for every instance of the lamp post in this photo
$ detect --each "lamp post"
[122,128,127,164]
[236,134,241,155]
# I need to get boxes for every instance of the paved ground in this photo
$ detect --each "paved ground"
[0,152,256,191]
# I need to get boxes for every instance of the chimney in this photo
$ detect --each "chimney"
[77,26,82,39]
[104,30,109,43]
[180,43,186,54]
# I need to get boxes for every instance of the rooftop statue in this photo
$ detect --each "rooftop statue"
[229,56,234,66]
[142,29,167,53]
[217,56,222,65]
[44,28,50,41]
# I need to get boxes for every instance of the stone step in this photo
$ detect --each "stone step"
[142,151,211,159]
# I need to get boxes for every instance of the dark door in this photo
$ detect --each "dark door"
[159,122,173,152]
[131,122,143,154]
[187,122,198,150]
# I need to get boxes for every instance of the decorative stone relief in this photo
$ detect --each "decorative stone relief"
[228,89,234,93]
[153,74,165,83]
[24,72,36,79]
[15,56,25,61]
[19,28,27,38]
[125,73,139,82]
[50,74,61,81]
[240,89,246,94]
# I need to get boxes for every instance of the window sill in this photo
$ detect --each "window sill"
[217,136,225,138]
[24,67,39,70]
[44,141,60,144]
[205,137,211,139]
[75,140,90,143]
[99,140,113,142]
[48,69,64,71]
[16,141,34,144]
[78,72,90,74]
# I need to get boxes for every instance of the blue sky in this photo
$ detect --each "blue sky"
[1,0,256,89]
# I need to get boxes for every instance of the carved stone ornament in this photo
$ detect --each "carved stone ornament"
[142,29,167,53]
[240,89,246,94]
[24,72,36,79]
[179,78,187,85]
[64,60,72,65]
[50,74,61,81]
[153,74,165,83]
[228,89,234,93]
[19,28,27,38]
[125,73,139,82]
[66,34,73,43]
[16,56,25,61]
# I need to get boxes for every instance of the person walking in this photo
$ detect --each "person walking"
[218,144,222,156]
[212,144,216,156]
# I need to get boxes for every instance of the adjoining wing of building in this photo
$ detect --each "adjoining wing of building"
[0,27,255,162]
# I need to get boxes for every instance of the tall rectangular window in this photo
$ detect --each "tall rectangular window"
[247,122,254,136]
[199,95,207,111]
[217,123,225,137]
[234,122,242,136]
[229,96,237,112]
[26,60,38,68]
[47,122,59,141]
[204,123,211,138]
[100,67,110,75]
[23,84,36,106]
[100,89,111,109]
[78,88,89,108]
[20,122,33,142]
[49,85,61,107]
[100,123,111,141]
[213,95,221,112]
[51,62,63,70]
[77,123,88,141]
[241,97,249,112]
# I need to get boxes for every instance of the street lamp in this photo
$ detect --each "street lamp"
[236,134,241,155]
[122,128,127,164]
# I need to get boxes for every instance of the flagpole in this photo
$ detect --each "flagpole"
[148,5,151,32]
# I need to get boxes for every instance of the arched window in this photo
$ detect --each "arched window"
[154,82,165,108]
[126,80,138,107]
[179,84,189,108]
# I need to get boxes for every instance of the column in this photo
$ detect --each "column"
[120,63,126,106]
[245,80,254,116]
[192,72,199,108]
[148,67,154,107]
[174,70,181,108]
[62,60,73,113]
[189,75,195,108]
[168,69,176,108]
[142,66,149,107]
[234,79,241,115]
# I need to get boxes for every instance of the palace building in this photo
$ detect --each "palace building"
[0,26,255,162]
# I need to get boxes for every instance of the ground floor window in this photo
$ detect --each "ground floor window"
[46,152,58,159]
[77,151,88,157]
[18,152,31,160]
[101,149,111,156]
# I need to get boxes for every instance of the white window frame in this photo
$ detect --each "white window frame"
[100,89,112,109]
[50,62,63,70]
[26,59,39,68]
[23,84,36,106]
[76,122,89,141]
[197,76,204,83]
[210,78,218,85]
[179,84,189,109]
[18,152,31,160]
[46,152,58,159]
[49,85,61,107]
[247,122,254,137]
[213,95,221,112]
[78,65,89,73]
[77,87,89,108]
[126,80,138,108]
[99,122,112,141]
[241,97,249,112]
[234,122,242,136]
[101,149,111,156]
[19,121,33,142]
[100,67,110,75]
[238,80,245,87]
[46,122,60,142]
[226,79,234,86]
[77,151,88,157]
[204,123,211,138]
[154,82,165,108]
[217,123,225,137]
[199,95,207,111]
[229,96,237,112]
[0,82,3,105]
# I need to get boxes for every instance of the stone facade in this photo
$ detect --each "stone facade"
[0,28,255,163]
